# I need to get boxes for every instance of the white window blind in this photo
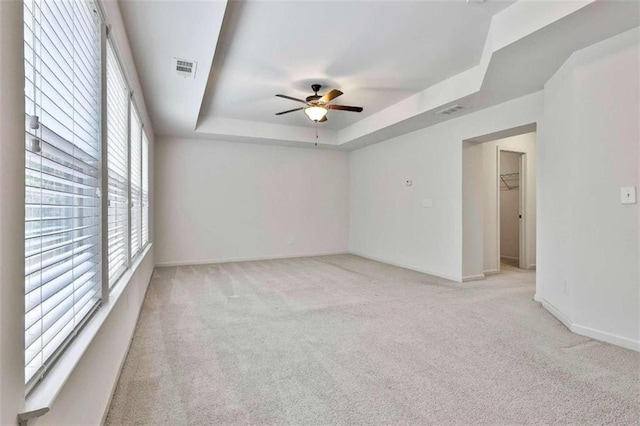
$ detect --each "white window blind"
[130,107,142,258]
[141,131,149,247]
[106,41,129,286]
[23,0,102,388]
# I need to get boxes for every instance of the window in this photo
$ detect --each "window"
[141,131,149,247]
[129,106,142,258]
[23,0,151,394]
[106,41,129,286]
[23,0,102,389]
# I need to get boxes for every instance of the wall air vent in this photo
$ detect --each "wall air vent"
[174,58,197,79]
[436,104,467,115]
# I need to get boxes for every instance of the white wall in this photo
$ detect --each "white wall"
[462,142,485,280]
[500,152,521,260]
[155,137,349,266]
[349,92,543,282]
[538,27,639,350]
[0,1,157,424]
[482,133,537,272]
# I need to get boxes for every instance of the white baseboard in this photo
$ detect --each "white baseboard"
[527,263,537,270]
[348,251,461,282]
[541,299,573,330]
[500,255,519,261]
[533,293,543,302]
[541,298,639,352]
[570,323,639,352]
[484,269,499,276]
[158,250,462,282]
[155,250,348,267]
[462,274,485,282]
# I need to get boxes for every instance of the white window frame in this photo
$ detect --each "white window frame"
[129,101,142,260]
[141,130,150,247]
[104,34,131,289]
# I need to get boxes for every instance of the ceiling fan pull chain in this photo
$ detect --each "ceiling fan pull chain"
[315,124,318,147]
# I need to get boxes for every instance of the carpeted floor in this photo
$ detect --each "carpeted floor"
[105,255,640,425]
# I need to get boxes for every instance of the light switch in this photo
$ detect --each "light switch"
[621,186,637,204]
[422,199,433,208]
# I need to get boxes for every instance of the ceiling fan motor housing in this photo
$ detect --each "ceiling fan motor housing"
[307,84,322,103]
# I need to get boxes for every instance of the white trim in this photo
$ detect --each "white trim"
[155,250,348,267]
[349,251,461,282]
[533,293,543,302]
[527,263,536,270]
[518,152,527,270]
[462,274,486,282]
[571,323,640,352]
[541,298,573,330]
[157,251,462,283]
[495,146,501,274]
[500,255,519,261]
[541,298,639,352]
[484,268,499,275]
[22,244,153,418]
[100,21,109,304]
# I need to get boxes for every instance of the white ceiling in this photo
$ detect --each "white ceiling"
[199,0,514,130]
[118,0,227,135]
[118,0,639,149]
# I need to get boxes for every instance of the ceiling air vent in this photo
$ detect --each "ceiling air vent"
[436,104,467,115]
[174,58,197,79]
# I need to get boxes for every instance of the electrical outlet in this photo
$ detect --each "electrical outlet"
[621,186,637,204]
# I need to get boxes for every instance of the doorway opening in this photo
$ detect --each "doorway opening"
[462,124,537,281]
[498,150,525,270]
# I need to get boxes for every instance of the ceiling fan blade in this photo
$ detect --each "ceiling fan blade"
[319,116,328,123]
[328,104,363,112]
[275,107,304,116]
[319,89,343,104]
[276,94,308,104]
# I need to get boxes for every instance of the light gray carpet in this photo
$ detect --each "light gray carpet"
[106,255,640,425]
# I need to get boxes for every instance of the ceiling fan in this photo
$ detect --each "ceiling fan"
[275,84,363,123]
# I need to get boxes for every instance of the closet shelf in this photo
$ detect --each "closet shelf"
[500,172,519,190]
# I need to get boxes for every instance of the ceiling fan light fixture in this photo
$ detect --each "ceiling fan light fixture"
[276,85,361,121]
[304,106,328,122]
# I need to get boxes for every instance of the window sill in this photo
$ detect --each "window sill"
[19,243,153,424]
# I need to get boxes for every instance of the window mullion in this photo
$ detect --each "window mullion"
[139,124,144,250]
[105,34,130,288]
[100,21,108,302]
[126,92,132,269]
